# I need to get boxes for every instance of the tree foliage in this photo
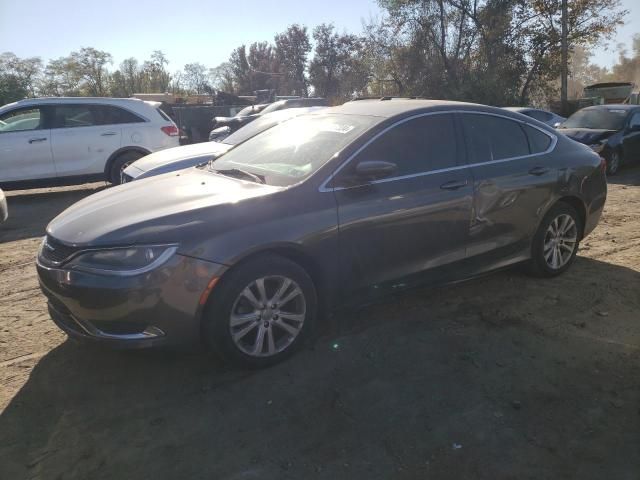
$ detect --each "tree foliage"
[0,5,631,107]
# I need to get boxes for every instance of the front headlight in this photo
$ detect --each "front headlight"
[66,245,178,276]
[589,143,605,153]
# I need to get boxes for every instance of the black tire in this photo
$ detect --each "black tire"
[527,202,583,278]
[109,151,144,184]
[605,149,621,176]
[202,255,317,368]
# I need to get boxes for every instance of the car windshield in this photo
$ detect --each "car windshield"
[222,109,309,146]
[562,108,628,130]
[210,114,377,186]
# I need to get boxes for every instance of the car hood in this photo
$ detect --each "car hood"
[558,128,616,145]
[47,168,281,247]
[129,142,232,174]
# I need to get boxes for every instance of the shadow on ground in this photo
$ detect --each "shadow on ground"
[1,257,638,480]
[607,164,640,186]
[0,184,107,243]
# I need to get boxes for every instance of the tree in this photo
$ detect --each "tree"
[183,62,209,94]
[209,62,235,93]
[275,24,311,95]
[38,56,81,96]
[309,24,368,101]
[70,47,112,96]
[0,52,43,98]
[229,45,252,94]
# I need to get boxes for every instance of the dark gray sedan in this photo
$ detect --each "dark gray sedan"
[37,99,607,367]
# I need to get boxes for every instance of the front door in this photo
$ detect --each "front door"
[330,113,473,300]
[50,104,122,178]
[0,106,55,182]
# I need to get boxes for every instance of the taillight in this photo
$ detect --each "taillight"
[161,125,179,137]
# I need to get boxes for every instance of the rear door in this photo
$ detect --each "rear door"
[0,105,55,182]
[460,112,557,261]
[331,113,473,299]
[50,104,122,178]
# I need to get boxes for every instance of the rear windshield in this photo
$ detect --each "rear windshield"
[562,108,628,130]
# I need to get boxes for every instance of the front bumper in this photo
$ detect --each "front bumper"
[37,253,227,348]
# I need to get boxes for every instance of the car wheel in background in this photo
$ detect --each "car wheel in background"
[605,150,621,176]
[527,202,582,278]
[109,151,144,184]
[202,255,317,368]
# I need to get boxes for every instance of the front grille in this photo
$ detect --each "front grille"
[40,235,80,265]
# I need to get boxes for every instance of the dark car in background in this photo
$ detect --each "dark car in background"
[37,99,606,368]
[557,104,640,175]
[209,98,328,141]
[503,107,566,127]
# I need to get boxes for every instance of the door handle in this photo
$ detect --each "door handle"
[28,137,47,144]
[528,166,549,176]
[440,179,468,190]
[101,131,117,136]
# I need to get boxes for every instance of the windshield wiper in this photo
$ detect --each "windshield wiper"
[214,168,265,184]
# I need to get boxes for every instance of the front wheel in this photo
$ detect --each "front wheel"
[202,255,317,368]
[527,202,582,277]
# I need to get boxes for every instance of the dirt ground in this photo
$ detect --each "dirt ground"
[0,169,639,480]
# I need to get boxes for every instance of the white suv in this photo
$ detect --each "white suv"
[0,97,179,188]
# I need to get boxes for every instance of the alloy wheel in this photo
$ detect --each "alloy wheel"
[543,214,578,270]
[229,275,306,357]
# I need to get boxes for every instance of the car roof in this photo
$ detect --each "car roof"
[582,104,637,111]
[5,97,156,108]
[331,98,504,118]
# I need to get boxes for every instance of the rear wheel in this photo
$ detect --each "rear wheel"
[202,255,317,368]
[527,202,582,277]
[109,151,144,184]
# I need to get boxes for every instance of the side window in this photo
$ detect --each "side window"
[353,114,458,176]
[92,105,144,125]
[462,114,529,162]
[0,107,43,133]
[53,105,96,128]
[523,125,552,153]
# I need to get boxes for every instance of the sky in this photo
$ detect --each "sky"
[0,0,638,71]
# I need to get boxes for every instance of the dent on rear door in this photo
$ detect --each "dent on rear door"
[468,157,557,258]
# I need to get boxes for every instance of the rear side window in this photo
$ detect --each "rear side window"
[523,125,552,153]
[354,114,458,176]
[53,105,96,128]
[462,114,529,162]
[92,105,144,125]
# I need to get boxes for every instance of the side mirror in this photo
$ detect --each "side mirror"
[355,160,398,181]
